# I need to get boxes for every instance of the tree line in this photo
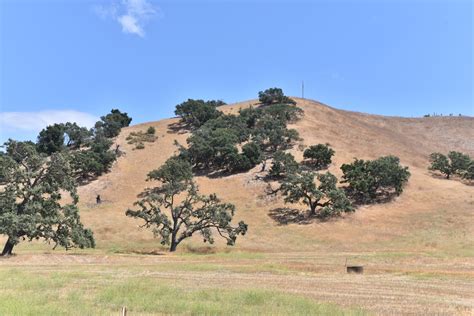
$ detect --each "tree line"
[0,109,131,256]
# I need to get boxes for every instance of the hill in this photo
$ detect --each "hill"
[76,98,474,255]
[2,98,473,315]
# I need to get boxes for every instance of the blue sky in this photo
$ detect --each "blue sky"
[0,0,472,144]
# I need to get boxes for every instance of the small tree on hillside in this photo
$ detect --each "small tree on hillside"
[279,171,353,218]
[429,151,471,179]
[175,99,224,129]
[95,109,132,138]
[341,156,410,203]
[303,144,335,169]
[269,151,299,179]
[258,88,296,106]
[126,157,248,252]
[0,140,95,256]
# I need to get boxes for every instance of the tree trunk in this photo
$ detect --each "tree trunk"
[1,237,15,256]
[446,173,450,179]
[309,204,317,216]
[169,241,178,252]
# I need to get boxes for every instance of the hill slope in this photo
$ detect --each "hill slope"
[77,98,474,255]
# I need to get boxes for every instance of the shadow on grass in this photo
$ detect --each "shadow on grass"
[268,208,316,225]
[128,249,166,256]
[167,121,191,134]
[429,172,474,186]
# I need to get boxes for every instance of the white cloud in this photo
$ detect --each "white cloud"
[0,110,98,132]
[118,15,144,37]
[94,0,159,37]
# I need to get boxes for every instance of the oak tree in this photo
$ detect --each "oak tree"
[126,157,247,251]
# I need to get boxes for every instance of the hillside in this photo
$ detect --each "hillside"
[2,98,473,315]
[76,98,474,255]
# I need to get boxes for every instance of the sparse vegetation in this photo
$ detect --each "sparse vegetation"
[126,126,158,149]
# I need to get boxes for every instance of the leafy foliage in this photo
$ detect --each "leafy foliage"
[429,151,472,179]
[463,161,474,180]
[126,157,247,251]
[63,122,94,149]
[241,142,263,166]
[0,141,94,256]
[279,171,353,218]
[174,89,303,176]
[341,156,410,203]
[185,128,239,171]
[303,144,335,169]
[269,151,299,179]
[147,156,193,185]
[175,99,225,129]
[36,123,66,155]
[258,87,297,106]
[95,109,132,138]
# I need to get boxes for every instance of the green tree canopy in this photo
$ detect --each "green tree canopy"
[36,123,66,155]
[95,109,132,138]
[126,157,247,251]
[269,151,299,179]
[175,99,225,129]
[429,151,472,179]
[462,161,474,180]
[279,171,353,218]
[258,88,297,106]
[0,141,95,256]
[341,156,410,203]
[303,144,335,169]
[63,122,93,149]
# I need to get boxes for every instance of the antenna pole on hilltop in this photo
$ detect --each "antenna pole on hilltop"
[302,80,304,99]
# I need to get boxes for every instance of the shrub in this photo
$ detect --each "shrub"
[147,126,156,135]
[303,144,335,169]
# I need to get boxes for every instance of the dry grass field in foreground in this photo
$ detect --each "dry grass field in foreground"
[1,98,473,315]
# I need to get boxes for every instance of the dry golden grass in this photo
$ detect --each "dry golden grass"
[1,98,473,315]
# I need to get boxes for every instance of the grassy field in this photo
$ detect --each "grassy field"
[0,266,367,315]
[1,248,472,315]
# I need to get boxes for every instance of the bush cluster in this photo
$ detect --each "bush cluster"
[429,151,473,180]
